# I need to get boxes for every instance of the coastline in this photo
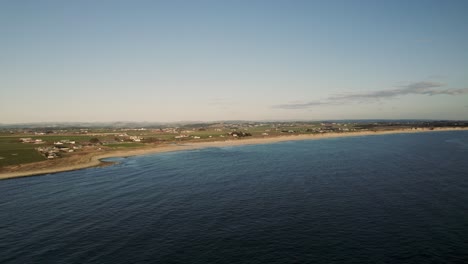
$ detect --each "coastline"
[1,127,467,180]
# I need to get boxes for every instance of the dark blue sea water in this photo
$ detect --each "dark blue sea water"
[1,131,468,263]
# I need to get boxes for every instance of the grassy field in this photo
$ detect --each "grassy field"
[0,138,46,167]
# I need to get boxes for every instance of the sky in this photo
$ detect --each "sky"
[1,0,467,123]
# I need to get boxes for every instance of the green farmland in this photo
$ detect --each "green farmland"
[0,138,45,167]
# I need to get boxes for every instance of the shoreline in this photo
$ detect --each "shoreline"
[1,127,467,180]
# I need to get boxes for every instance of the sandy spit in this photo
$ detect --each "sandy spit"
[1,127,467,180]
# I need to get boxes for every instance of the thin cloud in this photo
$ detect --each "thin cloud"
[273,81,468,110]
[330,81,446,100]
[401,81,443,89]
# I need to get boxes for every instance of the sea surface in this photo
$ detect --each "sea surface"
[1,131,468,263]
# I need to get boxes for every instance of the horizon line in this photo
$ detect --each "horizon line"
[2,118,468,126]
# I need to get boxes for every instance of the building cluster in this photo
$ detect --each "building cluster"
[174,134,201,139]
[36,140,82,159]
[129,136,142,142]
[19,138,44,144]
[228,131,252,137]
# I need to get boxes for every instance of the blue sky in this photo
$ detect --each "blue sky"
[1,0,467,123]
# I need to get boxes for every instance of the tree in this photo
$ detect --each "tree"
[89,138,100,144]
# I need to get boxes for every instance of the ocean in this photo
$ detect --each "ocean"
[1,131,468,263]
